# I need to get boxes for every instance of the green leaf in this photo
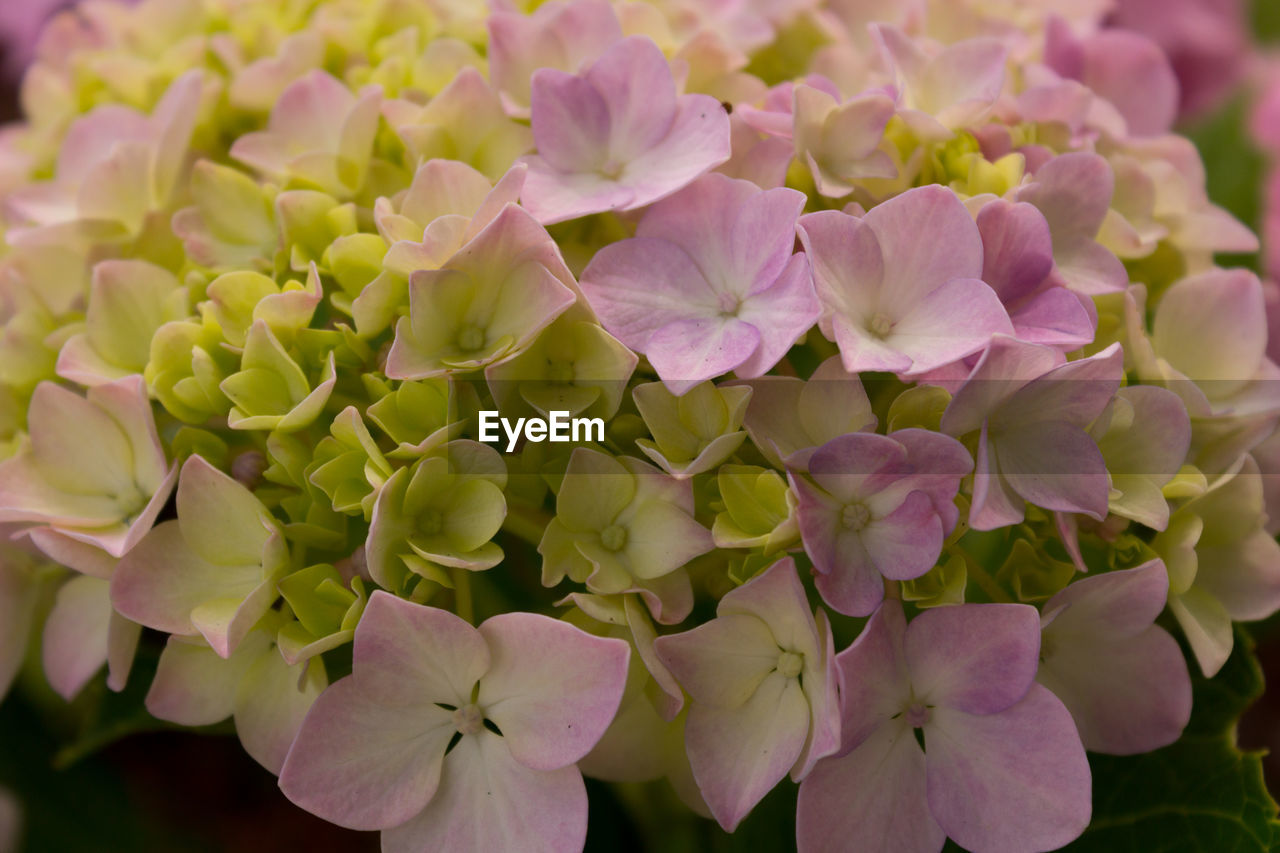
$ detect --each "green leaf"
[1062,627,1280,852]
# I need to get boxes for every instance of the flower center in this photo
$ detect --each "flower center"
[457,324,486,352]
[452,703,485,736]
[717,291,742,317]
[905,702,931,728]
[419,508,444,536]
[867,312,894,339]
[600,524,627,552]
[547,360,575,384]
[841,503,871,530]
[776,650,804,679]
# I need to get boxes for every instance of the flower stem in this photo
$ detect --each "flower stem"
[452,566,474,624]
[503,502,552,547]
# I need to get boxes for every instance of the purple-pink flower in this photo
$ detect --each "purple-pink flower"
[280,591,629,852]
[797,600,1091,853]
[941,336,1123,531]
[655,557,839,831]
[790,429,971,616]
[520,36,732,224]
[580,173,818,394]
[798,185,1013,377]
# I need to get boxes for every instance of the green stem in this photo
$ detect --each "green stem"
[955,549,1012,603]
[502,503,552,546]
[451,566,474,624]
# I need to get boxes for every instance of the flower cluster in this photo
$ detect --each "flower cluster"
[0,0,1276,851]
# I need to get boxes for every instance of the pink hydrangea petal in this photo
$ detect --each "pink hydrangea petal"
[812,543,884,617]
[42,574,113,701]
[279,674,455,830]
[735,255,821,378]
[382,734,587,853]
[1080,30,1179,137]
[110,521,261,639]
[646,318,762,394]
[995,420,1110,519]
[940,335,1065,438]
[233,647,326,775]
[808,431,911,502]
[797,209,885,323]
[581,237,714,351]
[969,423,1028,531]
[925,685,1091,853]
[862,185,984,314]
[353,591,491,707]
[862,491,944,581]
[976,200,1054,304]
[656,613,787,709]
[1007,287,1096,349]
[832,600,912,750]
[528,68,611,174]
[686,671,811,831]
[147,633,270,727]
[477,612,629,771]
[618,95,732,205]
[1040,566,1191,754]
[583,37,677,158]
[905,603,1040,715]
[717,557,821,656]
[796,718,942,853]
[889,277,1013,375]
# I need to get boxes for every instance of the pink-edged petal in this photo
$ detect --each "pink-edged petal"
[717,557,821,656]
[477,612,630,771]
[995,421,1109,519]
[23,528,117,578]
[278,675,455,831]
[353,591,490,707]
[110,521,261,638]
[976,201,1054,304]
[655,613,780,708]
[1043,558,1169,630]
[580,237,714,351]
[685,670,811,831]
[813,549,885,617]
[940,335,1065,438]
[146,633,270,727]
[234,647,326,774]
[529,68,610,174]
[42,574,112,701]
[583,37,676,159]
[890,278,1013,376]
[519,158,634,224]
[969,424,1027,531]
[832,600,912,750]
[925,685,1091,853]
[1008,287,1096,349]
[797,718,943,853]
[1001,342,1124,430]
[619,94,731,206]
[381,733,587,853]
[863,185,984,313]
[736,254,820,378]
[646,318,761,394]
[862,492,945,581]
[795,608,842,781]
[905,603,1040,715]
[1039,622,1190,755]
[797,209,884,322]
